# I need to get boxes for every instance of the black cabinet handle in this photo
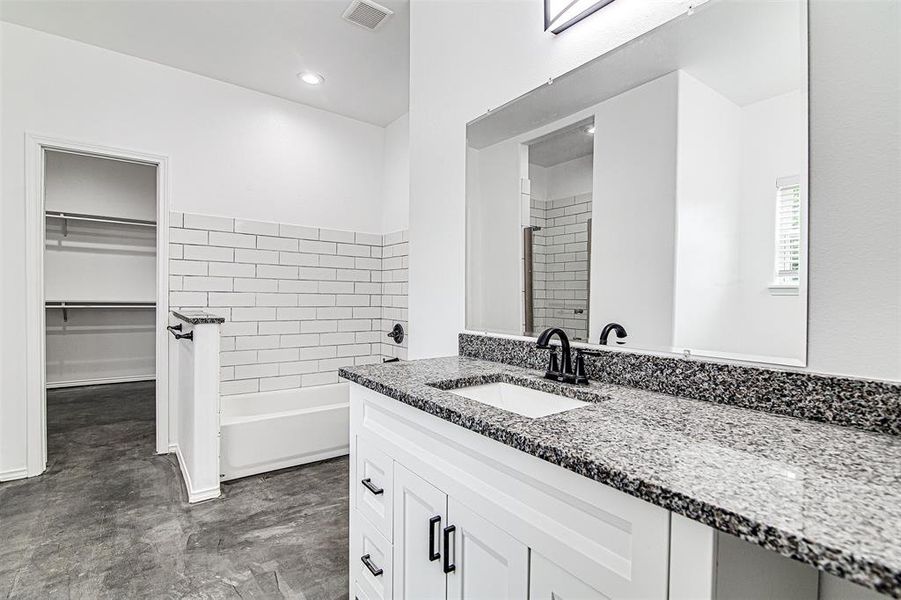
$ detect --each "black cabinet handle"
[361,553,383,577]
[443,525,456,573]
[429,516,441,561]
[361,478,384,496]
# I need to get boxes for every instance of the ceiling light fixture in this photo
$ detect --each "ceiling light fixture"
[298,72,325,86]
[586,126,596,135]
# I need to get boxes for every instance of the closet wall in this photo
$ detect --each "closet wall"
[44,151,157,387]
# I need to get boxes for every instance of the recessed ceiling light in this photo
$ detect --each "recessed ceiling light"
[298,72,325,86]
[586,125,596,135]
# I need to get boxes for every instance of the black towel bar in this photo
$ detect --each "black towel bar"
[167,324,193,341]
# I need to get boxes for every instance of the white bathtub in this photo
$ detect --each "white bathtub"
[220,383,349,481]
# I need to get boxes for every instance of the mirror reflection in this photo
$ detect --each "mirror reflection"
[466,0,808,365]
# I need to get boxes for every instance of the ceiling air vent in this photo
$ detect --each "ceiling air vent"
[343,0,394,30]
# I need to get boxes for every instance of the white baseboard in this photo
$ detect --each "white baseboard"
[46,375,155,389]
[0,467,29,482]
[171,444,220,503]
[187,485,222,503]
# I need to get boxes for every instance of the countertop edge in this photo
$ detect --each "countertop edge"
[339,366,901,598]
[170,310,225,325]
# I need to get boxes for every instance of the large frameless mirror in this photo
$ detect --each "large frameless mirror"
[466,0,808,366]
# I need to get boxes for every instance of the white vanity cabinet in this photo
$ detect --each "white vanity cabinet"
[349,383,670,600]
[349,383,820,600]
[392,462,531,599]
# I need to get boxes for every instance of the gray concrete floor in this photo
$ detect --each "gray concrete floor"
[0,381,349,599]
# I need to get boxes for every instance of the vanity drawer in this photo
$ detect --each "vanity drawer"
[355,435,394,541]
[353,581,374,600]
[352,510,393,600]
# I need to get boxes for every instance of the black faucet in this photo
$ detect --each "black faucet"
[536,327,576,383]
[599,322,627,345]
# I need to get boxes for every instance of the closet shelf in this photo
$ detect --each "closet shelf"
[45,301,156,322]
[46,301,156,307]
[45,210,157,231]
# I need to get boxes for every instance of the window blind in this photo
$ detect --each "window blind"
[774,176,801,286]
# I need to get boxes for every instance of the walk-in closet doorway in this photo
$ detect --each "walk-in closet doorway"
[24,136,170,477]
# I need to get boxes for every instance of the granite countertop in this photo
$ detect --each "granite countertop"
[339,356,901,597]
[170,310,225,324]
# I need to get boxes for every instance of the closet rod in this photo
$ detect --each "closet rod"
[45,211,157,229]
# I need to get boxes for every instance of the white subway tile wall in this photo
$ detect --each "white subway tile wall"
[530,193,592,341]
[380,230,409,360]
[169,212,409,395]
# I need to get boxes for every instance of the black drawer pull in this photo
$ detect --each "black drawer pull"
[429,516,441,561]
[361,553,383,577]
[443,525,456,573]
[361,478,384,495]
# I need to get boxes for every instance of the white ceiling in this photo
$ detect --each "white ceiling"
[0,0,410,126]
[528,118,594,168]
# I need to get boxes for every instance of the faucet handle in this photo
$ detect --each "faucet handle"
[544,348,561,381]
[573,350,589,385]
[577,348,605,357]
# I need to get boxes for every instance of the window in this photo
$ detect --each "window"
[771,176,801,294]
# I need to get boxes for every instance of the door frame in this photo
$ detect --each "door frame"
[24,133,171,476]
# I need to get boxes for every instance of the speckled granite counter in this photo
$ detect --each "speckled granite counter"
[171,310,225,325]
[340,357,901,597]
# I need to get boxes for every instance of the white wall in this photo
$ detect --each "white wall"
[43,151,158,303]
[590,73,678,350]
[806,0,900,380]
[673,78,804,363]
[545,154,593,199]
[529,163,548,202]
[45,307,156,386]
[0,23,400,476]
[1,23,388,231]
[466,139,524,334]
[409,0,900,382]
[383,113,411,232]
[672,71,743,355]
[45,151,158,220]
[736,90,805,360]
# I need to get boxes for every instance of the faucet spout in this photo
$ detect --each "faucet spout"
[599,323,627,346]
[536,327,573,382]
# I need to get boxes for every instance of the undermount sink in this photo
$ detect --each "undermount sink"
[447,382,588,418]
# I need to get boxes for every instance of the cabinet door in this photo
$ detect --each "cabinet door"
[446,498,529,600]
[393,464,447,600]
[530,552,608,600]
